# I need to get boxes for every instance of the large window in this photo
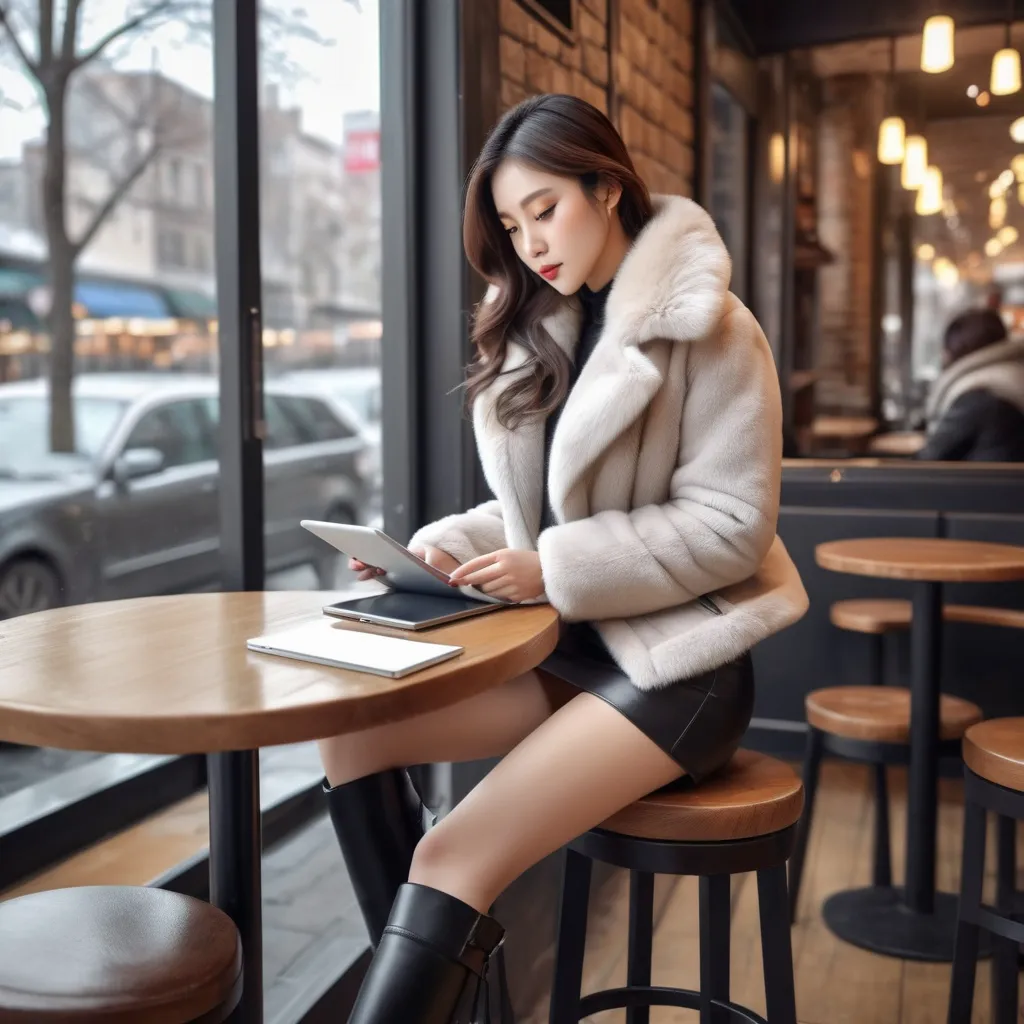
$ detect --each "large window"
[0,2,222,616]
[259,1,384,593]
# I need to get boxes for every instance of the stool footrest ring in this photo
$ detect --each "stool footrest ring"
[577,984,768,1024]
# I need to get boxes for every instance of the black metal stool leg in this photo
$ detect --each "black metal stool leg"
[948,798,987,1024]
[788,727,824,923]
[549,847,592,1024]
[626,871,655,1024]
[699,875,731,1024]
[872,764,893,887]
[992,814,1017,1024]
[758,864,797,1024]
[867,632,893,888]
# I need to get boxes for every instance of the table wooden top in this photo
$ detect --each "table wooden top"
[816,538,1024,582]
[0,592,560,754]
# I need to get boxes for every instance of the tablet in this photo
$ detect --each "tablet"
[323,591,503,630]
[300,520,510,604]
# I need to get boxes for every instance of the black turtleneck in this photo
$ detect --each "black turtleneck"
[540,279,616,663]
[539,280,612,534]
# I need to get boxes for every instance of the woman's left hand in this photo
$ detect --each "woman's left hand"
[447,548,545,603]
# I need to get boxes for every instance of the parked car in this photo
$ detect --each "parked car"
[280,367,383,514]
[0,373,374,618]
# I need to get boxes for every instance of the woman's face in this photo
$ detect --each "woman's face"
[491,159,619,295]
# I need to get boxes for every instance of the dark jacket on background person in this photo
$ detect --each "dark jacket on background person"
[918,338,1024,462]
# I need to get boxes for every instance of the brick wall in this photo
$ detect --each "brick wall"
[816,74,882,413]
[498,0,696,196]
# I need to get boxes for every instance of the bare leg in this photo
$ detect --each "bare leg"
[409,691,684,913]
[317,669,576,787]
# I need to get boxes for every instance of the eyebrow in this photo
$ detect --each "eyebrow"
[496,187,553,219]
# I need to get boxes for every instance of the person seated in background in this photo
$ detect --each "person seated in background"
[917,309,1024,462]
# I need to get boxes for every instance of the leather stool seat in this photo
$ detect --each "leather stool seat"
[0,886,242,1022]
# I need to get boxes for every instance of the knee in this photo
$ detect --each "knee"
[317,733,397,787]
[408,820,501,914]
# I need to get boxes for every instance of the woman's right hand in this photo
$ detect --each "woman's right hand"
[349,557,386,581]
[349,544,461,582]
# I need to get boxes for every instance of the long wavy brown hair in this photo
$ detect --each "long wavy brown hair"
[463,94,652,429]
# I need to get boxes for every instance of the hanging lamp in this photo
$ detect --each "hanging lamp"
[922,15,955,73]
[992,1,1021,95]
[878,38,906,164]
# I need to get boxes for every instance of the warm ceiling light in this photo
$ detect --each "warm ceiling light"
[1012,116,1024,143]
[992,48,1022,95]
[917,243,936,261]
[967,84,980,98]
[999,168,1016,189]
[1012,155,1024,181]
[916,165,944,214]
[977,90,992,107]
[878,116,907,164]
[901,135,929,189]
[990,178,1008,198]
[769,132,785,183]
[985,237,1004,257]
[990,195,1008,228]
[998,225,1019,245]
[921,15,955,73]
[1020,181,1024,204]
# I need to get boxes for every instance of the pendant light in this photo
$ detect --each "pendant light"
[878,38,906,164]
[990,194,1008,228]
[902,135,929,188]
[916,165,944,215]
[991,2,1021,96]
[1012,154,1024,181]
[921,15,955,73]
[1012,116,1024,143]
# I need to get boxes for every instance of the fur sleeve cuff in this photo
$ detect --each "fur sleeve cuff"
[407,501,506,566]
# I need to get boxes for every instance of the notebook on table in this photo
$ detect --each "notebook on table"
[246,619,463,678]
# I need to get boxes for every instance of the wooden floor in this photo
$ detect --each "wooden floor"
[524,760,1015,1024]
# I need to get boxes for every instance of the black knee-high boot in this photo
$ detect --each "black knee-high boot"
[322,768,426,947]
[348,882,505,1024]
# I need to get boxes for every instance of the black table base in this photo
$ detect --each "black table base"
[209,750,263,1024]
[822,886,992,962]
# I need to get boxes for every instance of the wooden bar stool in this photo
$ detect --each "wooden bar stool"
[787,599,983,922]
[948,719,1024,1024]
[549,750,803,1024]
[0,886,242,1022]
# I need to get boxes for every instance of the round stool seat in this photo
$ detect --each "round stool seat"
[806,686,982,744]
[830,598,911,634]
[0,886,242,1022]
[597,749,803,842]
[964,718,1024,792]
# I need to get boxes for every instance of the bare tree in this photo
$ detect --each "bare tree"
[0,0,328,452]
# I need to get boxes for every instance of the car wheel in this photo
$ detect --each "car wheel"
[314,505,356,590]
[0,559,64,619]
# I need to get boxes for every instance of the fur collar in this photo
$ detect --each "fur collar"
[926,337,1024,422]
[472,195,732,547]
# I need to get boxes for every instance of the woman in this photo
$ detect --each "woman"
[320,94,809,1022]
[917,308,1024,462]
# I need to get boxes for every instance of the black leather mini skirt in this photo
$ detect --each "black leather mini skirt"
[540,623,755,784]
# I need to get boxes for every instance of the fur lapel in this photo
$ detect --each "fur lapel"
[474,195,731,546]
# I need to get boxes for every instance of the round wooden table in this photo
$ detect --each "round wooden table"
[0,591,559,1024]
[815,538,1024,962]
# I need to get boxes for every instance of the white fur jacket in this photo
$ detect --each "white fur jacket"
[410,195,809,691]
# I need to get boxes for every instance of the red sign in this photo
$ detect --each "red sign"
[345,129,380,172]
